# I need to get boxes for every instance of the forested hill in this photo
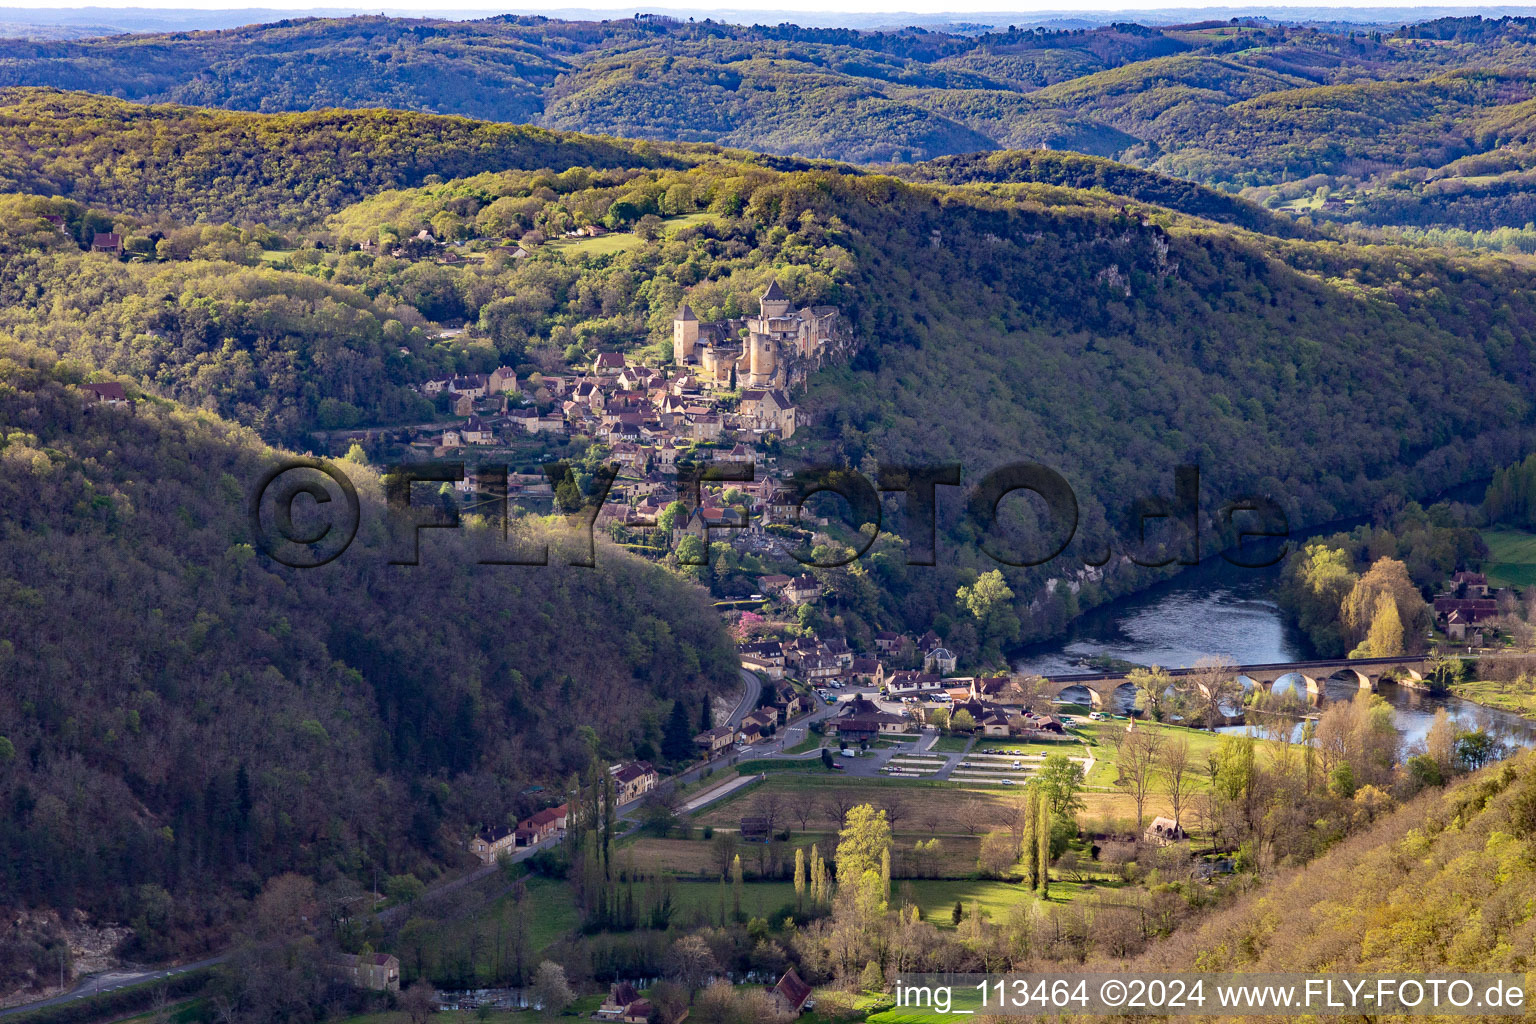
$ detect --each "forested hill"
[1121,750,1536,982]
[9,15,1536,230]
[0,338,738,957]
[894,150,1309,237]
[0,88,686,223]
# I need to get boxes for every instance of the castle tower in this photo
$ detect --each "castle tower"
[749,330,774,382]
[673,303,699,364]
[759,278,790,319]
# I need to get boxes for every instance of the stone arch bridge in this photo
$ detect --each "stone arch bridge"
[1031,656,1431,710]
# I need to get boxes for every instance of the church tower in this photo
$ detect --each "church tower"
[759,278,790,319]
[673,303,699,364]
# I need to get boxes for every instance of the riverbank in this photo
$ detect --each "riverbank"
[1451,676,1536,720]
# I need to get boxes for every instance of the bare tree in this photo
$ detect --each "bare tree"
[1182,656,1242,728]
[958,797,991,836]
[754,790,782,834]
[882,795,907,831]
[712,830,739,878]
[400,980,436,1024]
[791,790,817,832]
[1159,738,1196,830]
[665,934,719,996]
[822,791,855,828]
[1117,727,1163,832]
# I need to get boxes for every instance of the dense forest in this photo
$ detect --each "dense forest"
[7,15,1536,233]
[0,339,737,962]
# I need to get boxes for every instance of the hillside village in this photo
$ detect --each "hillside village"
[320,280,843,546]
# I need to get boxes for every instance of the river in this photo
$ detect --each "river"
[1013,555,1536,753]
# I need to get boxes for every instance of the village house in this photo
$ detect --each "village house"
[879,668,945,697]
[738,387,797,438]
[850,656,879,683]
[768,968,814,1017]
[874,631,905,654]
[330,952,401,992]
[469,825,518,865]
[923,646,957,676]
[694,724,736,758]
[79,382,133,408]
[800,654,843,685]
[784,574,820,604]
[739,640,786,679]
[759,573,793,594]
[461,416,498,445]
[1433,596,1498,633]
[91,231,123,255]
[741,706,778,734]
[488,366,518,394]
[451,374,489,399]
[514,804,568,847]
[976,708,1012,737]
[620,1000,653,1024]
[827,697,912,739]
[774,685,812,720]
[594,351,626,374]
[1451,570,1490,597]
[598,982,643,1020]
[1145,816,1188,845]
[609,761,659,804]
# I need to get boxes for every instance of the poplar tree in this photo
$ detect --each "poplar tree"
[793,847,806,912]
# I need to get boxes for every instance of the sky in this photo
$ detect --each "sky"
[0,0,1528,11]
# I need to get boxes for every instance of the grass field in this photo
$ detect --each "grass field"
[548,231,645,257]
[1452,676,1536,718]
[663,212,721,233]
[929,735,970,752]
[654,877,1077,931]
[672,879,799,923]
[1480,528,1536,588]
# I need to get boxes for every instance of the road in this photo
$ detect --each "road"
[0,956,226,1019]
[729,668,761,726]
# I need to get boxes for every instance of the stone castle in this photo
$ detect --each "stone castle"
[673,279,842,390]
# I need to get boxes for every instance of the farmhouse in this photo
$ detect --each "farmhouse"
[469,825,517,865]
[330,952,401,992]
[598,982,643,1019]
[79,382,132,408]
[1145,816,1188,845]
[514,804,568,846]
[768,968,814,1016]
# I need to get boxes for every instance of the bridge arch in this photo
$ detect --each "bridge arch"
[1053,683,1101,709]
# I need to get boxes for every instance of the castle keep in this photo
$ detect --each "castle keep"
[673,279,841,390]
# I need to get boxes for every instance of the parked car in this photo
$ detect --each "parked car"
[1011,760,1021,769]
[831,761,845,770]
